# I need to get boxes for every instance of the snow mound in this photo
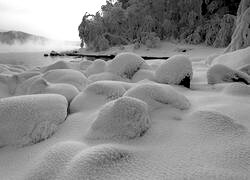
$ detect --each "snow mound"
[24,141,85,180]
[212,46,250,69]
[132,69,155,83]
[28,78,79,102]
[155,55,193,88]
[70,81,126,113]
[15,75,42,95]
[223,83,250,96]
[85,59,106,76]
[187,111,247,137]
[207,64,250,85]
[61,144,134,180]
[86,97,151,140]
[79,60,93,71]
[88,72,130,82]
[42,69,88,91]
[107,52,149,79]
[41,60,73,73]
[238,64,250,75]
[0,94,67,147]
[124,84,190,111]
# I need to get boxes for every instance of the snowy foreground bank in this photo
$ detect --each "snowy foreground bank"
[0,46,250,179]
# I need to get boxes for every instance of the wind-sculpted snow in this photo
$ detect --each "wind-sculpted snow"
[155,55,193,88]
[0,94,67,147]
[85,59,107,76]
[27,78,79,102]
[124,84,190,111]
[42,69,88,90]
[207,64,250,85]
[107,52,149,79]
[238,64,250,75]
[70,81,126,113]
[86,97,151,141]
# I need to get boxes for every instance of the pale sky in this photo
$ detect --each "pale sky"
[0,0,107,41]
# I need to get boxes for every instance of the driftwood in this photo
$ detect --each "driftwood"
[65,53,169,61]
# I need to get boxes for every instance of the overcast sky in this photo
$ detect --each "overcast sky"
[0,0,106,41]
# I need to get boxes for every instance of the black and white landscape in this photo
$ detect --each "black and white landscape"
[0,0,250,179]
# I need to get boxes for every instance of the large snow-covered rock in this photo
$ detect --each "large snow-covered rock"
[238,64,250,75]
[27,78,79,102]
[42,69,88,90]
[0,94,67,147]
[207,64,250,85]
[70,81,126,113]
[85,59,106,76]
[155,55,193,88]
[86,97,151,141]
[212,46,250,69]
[124,84,190,111]
[107,52,149,79]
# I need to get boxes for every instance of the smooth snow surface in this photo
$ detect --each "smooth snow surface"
[1,46,250,180]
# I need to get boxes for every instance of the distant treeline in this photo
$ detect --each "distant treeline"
[78,0,241,51]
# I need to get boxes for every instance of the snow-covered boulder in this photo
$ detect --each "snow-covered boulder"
[15,75,42,95]
[60,144,133,180]
[124,84,190,111]
[85,59,106,76]
[86,97,151,140]
[88,72,130,83]
[41,60,74,73]
[24,143,133,180]
[212,46,250,69]
[0,94,67,147]
[223,82,250,96]
[207,64,250,85]
[42,69,88,91]
[132,69,155,83]
[79,60,93,71]
[27,78,79,102]
[107,52,149,79]
[155,55,193,88]
[238,64,250,75]
[186,111,247,137]
[24,141,85,180]
[70,81,126,113]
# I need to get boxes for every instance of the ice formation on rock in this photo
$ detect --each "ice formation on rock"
[0,94,67,147]
[86,97,151,140]
[155,55,193,88]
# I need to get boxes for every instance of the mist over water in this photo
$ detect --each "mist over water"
[0,40,80,53]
